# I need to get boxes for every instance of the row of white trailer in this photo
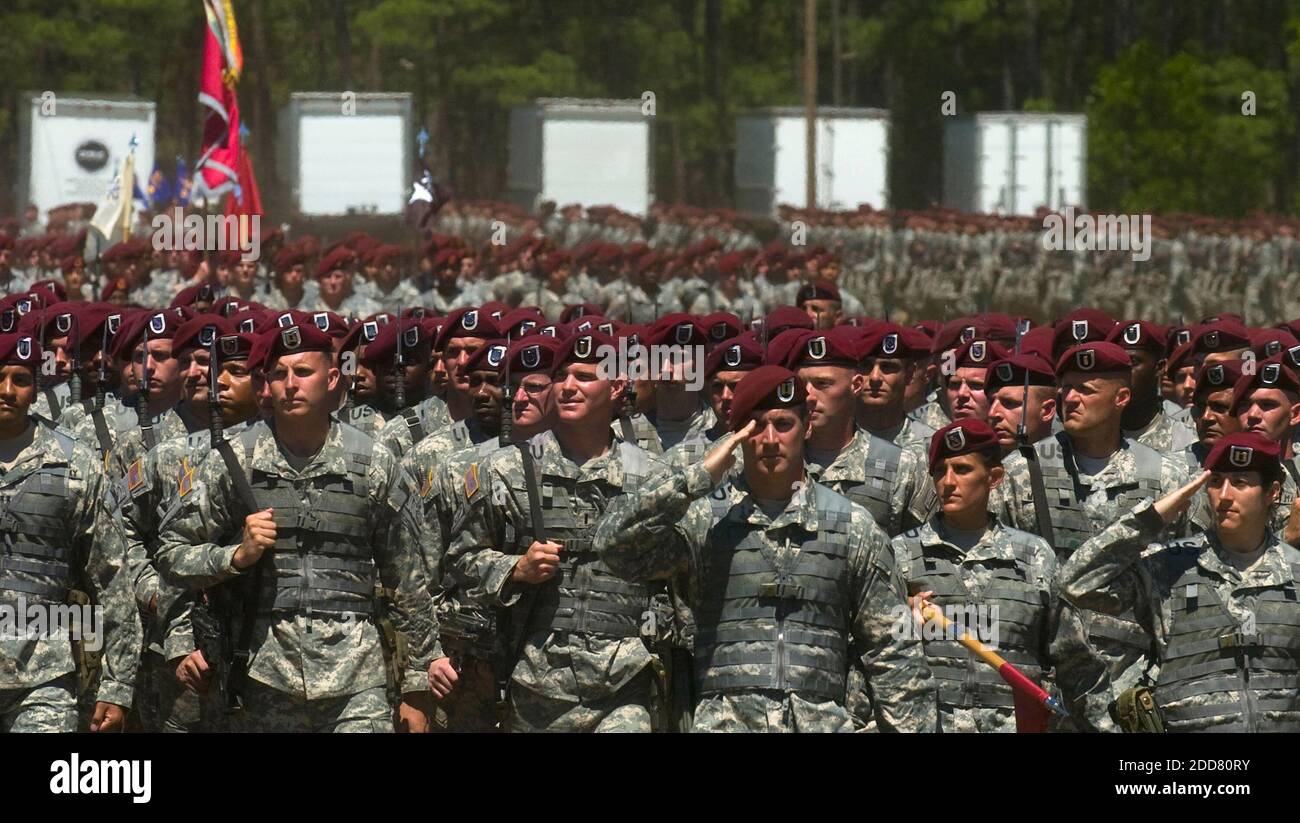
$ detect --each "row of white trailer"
[13,93,1085,220]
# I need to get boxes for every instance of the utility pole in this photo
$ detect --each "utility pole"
[804,0,817,209]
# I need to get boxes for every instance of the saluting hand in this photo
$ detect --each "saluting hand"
[233,508,277,569]
[1153,471,1211,524]
[702,419,758,485]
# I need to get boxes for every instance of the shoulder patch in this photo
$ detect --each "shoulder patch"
[464,463,480,499]
[419,467,434,498]
[177,456,195,497]
[126,458,144,492]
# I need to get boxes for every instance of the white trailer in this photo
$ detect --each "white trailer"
[14,93,156,216]
[278,92,412,216]
[735,107,889,215]
[507,98,653,215]
[943,112,1086,215]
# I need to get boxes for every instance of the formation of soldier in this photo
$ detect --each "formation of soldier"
[1,200,1299,733]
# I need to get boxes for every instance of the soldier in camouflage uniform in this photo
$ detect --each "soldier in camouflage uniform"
[661,332,763,480]
[261,247,320,311]
[593,366,936,732]
[993,342,1192,715]
[1231,355,1300,537]
[893,419,1110,732]
[57,304,131,458]
[1107,321,1197,454]
[855,322,936,449]
[983,352,1058,457]
[445,330,667,732]
[358,246,423,317]
[118,327,262,732]
[406,336,560,731]
[0,332,140,732]
[1061,433,1300,732]
[156,321,449,732]
[636,315,716,453]
[777,327,929,536]
[358,317,449,458]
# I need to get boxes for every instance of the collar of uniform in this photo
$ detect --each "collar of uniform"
[732,474,821,531]
[817,427,874,483]
[921,514,1018,563]
[2,420,61,475]
[1122,410,1167,442]
[1201,533,1297,589]
[1064,433,1133,486]
[543,430,625,487]
[259,419,351,478]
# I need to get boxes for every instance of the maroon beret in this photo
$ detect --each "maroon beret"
[171,281,219,309]
[1232,356,1300,410]
[1052,316,1112,358]
[1019,326,1056,362]
[764,328,812,368]
[553,331,617,375]
[113,310,185,356]
[560,303,604,323]
[795,281,841,306]
[764,306,815,340]
[1193,359,1244,401]
[264,322,334,362]
[647,313,708,347]
[932,317,980,354]
[984,353,1056,394]
[951,339,1011,371]
[359,318,430,368]
[1107,320,1168,352]
[463,339,509,374]
[499,308,545,340]
[702,312,742,343]
[504,335,563,376]
[728,365,806,431]
[30,279,67,302]
[0,333,42,370]
[1055,342,1133,377]
[214,331,257,362]
[1055,308,1116,337]
[273,246,307,274]
[1190,321,1251,354]
[1166,324,1194,356]
[316,247,355,277]
[858,322,920,360]
[173,314,234,354]
[436,307,501,350]
[1202,432,1281,479]
[928,418,1002,473]
[1250,328,1299,361]
[786,327,861,369]
[705,333,765,376]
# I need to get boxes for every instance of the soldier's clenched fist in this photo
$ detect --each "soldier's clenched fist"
[511,540,563,584]
[233,507,277,569]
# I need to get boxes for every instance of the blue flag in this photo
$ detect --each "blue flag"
[146,164,173,207]
[176,156,192,206]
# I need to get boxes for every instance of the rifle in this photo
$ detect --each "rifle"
[1014,320,1056,547]
[68,311,82,404]
[499,331,513,447]
[502,437,549,714]
[394,306,407,412]
[139,317,156,450]
[211,431,265,713]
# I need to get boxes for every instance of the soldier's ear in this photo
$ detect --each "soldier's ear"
[326,366,341,394]
[1114,384,1132,411]
[1040,395,1058,424]
[987,463,1006,491]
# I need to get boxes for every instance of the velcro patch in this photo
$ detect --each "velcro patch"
[126,459,144,492]
[419,467,434,498]
[177,457,194,498]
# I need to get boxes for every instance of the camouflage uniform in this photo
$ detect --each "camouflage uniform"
[359,279,423,318]
[421,284,483,315]
[68,400,149,465]
[306,292,381,321]
[260,281,320,311]
[1062,500,1300,731]
[993,433,1192,704]
[445,434,665,732]
[0,421,140,732]
[592,466,936,733]
[891,516,1110,732]
[661,422,744,482]
[603,284,679,325]
[62,395,132,461]
[31,381,72,427]
[805,428,930,537]
[611,411,664,455]
[909,398,950,432]
[337,403,388,438]
[643,403,717,454]
[373,395,453,459]
[155,419,441,733]
[1124,411,1198,456]
[118,419,251,732]
[405,423,511,731]
[866,416,937,451]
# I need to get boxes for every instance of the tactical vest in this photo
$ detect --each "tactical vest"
[1157,553,1300,732]
[0,429,77,605]
[895,526,1046,712]
[1035,434,1165,554]
[822,435,901,532]
[238,425,377,618]
[518,441,655,638]
[694,484,855,702]
[1034,434,1164,659]
[439,439,503,652]
[402,408,425,445]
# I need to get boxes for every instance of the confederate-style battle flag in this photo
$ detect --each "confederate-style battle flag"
[194,0,243,198]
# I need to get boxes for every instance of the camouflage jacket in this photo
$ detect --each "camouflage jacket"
[64,395,136,462]
[891,516,1111,732]
[1061,500,1300,731]
[642,402,717,454]
[374,394,453,459]
[592,466,937,733]
[0,420,140,706]
[864,415,937,451]
[1124,409,1198,456]
[661,421,744,483]
[357,279,423,318]
[304,291,381,320]
[806,428,931,537]
[154,419,441,699]
[909,399,950,432]
[444,432,666,703]
[611,411,664,455]
[337,403,388,438]
[31,380,72,426]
